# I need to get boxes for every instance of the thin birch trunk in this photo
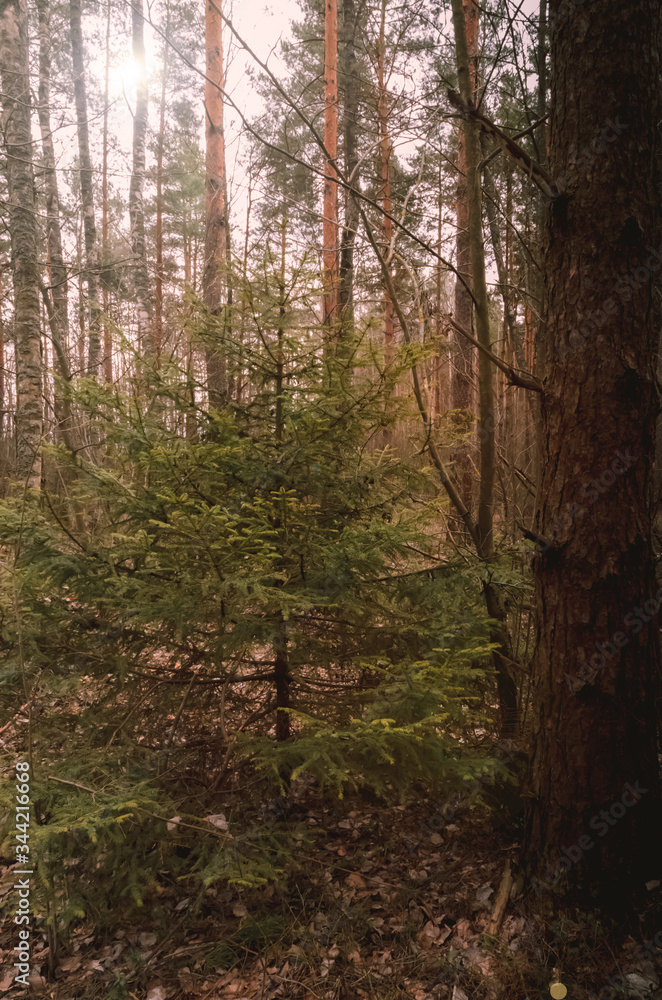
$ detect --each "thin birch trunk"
[69,0,100,374]
[129,0,153,355]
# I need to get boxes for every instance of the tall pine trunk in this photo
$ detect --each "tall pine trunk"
[377,0,394,365]
[154,12,169,367]
[129,0,152,355]
[522,0,662,906]
[0,0,43,488]
[101,0,112,382]
[203,0,228,407]
[69,0,100,375]
[36,0,74,447]
[450,0,478,512]
[338,0,358,339]
[322,0,339,333]
[451,0,518,736]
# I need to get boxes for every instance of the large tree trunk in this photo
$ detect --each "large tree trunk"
[322,0,339,333]
[36,0,74,446]
[203,0,228,407]
[338,0,358,339]
[129,0,152,356]
[450,0,479,512]
[0,0,43,488]
[69,0,100,375]
[522,0,662,906]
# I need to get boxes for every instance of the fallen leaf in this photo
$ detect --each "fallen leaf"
[475,883,494,906]
[206,813,228,831]
[0,971,15,993]
[58,955,82,972]
[146,987,168,1000]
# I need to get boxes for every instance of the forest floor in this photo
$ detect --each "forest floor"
[2,783,662,1000]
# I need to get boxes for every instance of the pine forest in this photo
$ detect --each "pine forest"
[0,0,661,997]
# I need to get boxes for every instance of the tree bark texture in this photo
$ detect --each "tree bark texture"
[322,0,339,331]
[450,0,479,512]
[522,0,662,904]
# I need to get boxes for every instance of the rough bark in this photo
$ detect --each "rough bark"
[450,0,479,511]
[0,0,43,488]
[36,0,73,446]
[203,0,228,407]
[434,157,447,416]
[522,0,662,906]
[69,0,100,375]
[129,0,153,356]
[322,0,339,331]
[338,0,358,339]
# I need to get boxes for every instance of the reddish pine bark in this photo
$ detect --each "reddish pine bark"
[203,0,228,406]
